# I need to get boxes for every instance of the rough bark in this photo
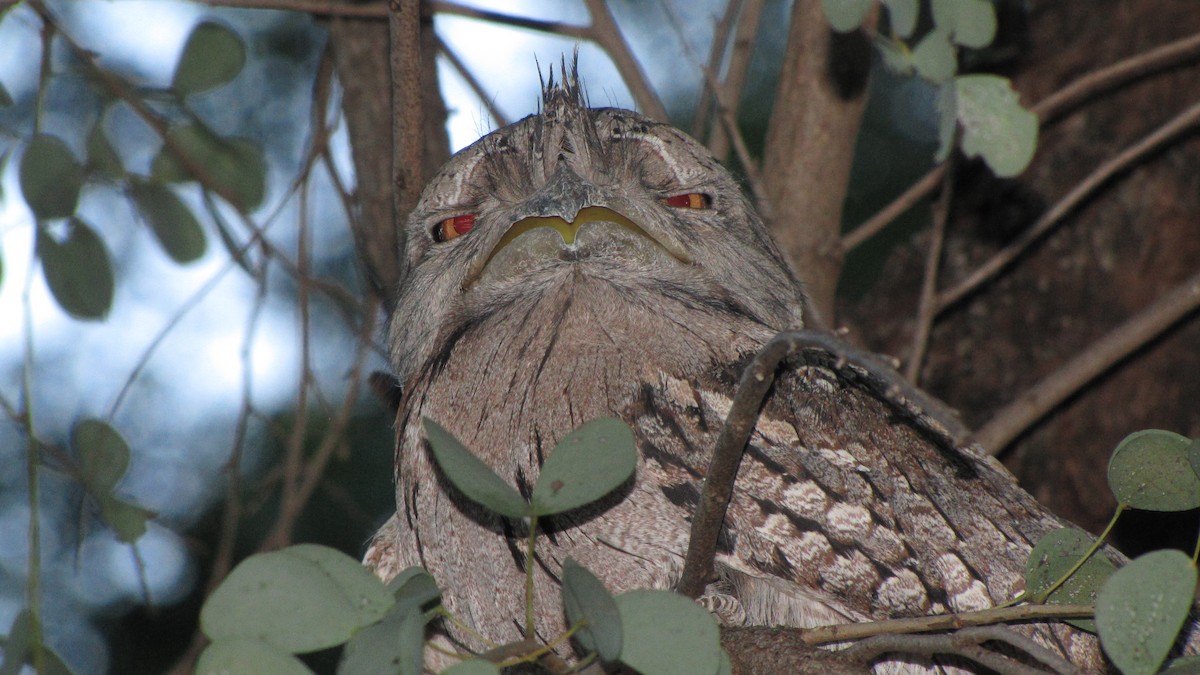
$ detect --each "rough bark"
[762,0,873,325]
[327,1,448,306]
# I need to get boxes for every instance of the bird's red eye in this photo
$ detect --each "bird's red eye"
[662,193,711,209]
[434,214,477,242]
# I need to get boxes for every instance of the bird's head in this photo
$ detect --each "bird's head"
[389,64,807,382]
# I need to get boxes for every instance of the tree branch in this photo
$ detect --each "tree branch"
[936,100,1200,312]
[903,154,955,383]
[973,268,1200,454]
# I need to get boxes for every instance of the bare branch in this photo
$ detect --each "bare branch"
[583,0,668,120]
[706,0,765,161]
[903,155,955,383]
[430,1,590,40]
[842,30,1200,256]
[1033,31,1200,123]
[690,0,742,140]
[937,100,1200,312]
[974,268,1200,454]
[195,0,387,17]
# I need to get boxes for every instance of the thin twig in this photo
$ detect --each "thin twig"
[706,0,764,161]
[430,1,590,40]
[841,163,946,252]
[802,603,1095,645]
[841,31,1200,254]
[677,329,967,598]
[904,153,955,383]
[583,0,668,120]
[691,0,741,140]
[1033,30,1200,124]
[195,0,387,17]
[436,34,510,128]
[658,1,770,219]
[955,625,1079,674]
[973,268,1200,454]
[937,100,1200,312]
[842,632,1050,675]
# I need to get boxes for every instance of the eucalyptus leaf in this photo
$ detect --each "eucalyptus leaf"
[423,418,529,519]
[819,0,873,33]
[37,217,115,320]
[99,495,154,543]
[912,30,956,83]
[530,418,636,516]
[882,0,918,38]
[73,418,131,493]
[173,21,246,95]
[196,639,313,675]
[130,179,207,263]
[390,567,441,616]
[337,604,425,675]
[151,125,266,211]
[562,558,622,662]
[200,544,394,653]
[931,0,996,48]
[616,590,722,675]
[1108,429,1200,511]
[876,39,913,76]
[1096,549,1197,675]
[20,134,83,220]
[1024,528,1113,631]
[955,74,1038,177]
[86,123,125,178]
[0,610,31,675]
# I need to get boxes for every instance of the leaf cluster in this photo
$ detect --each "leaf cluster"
[821,0,1038,177]
[196,417,730,674]
[1022,429,1200,675]
[11,21,265,320]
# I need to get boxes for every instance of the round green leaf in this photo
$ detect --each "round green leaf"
[1096,549,1197,675]
[196,639,312,675]
[422,418,529,519]
[86,123,125,179]
[441,660,501,675]
[200,544,394,653]
[882,0,918,38]
[390,567,441,616]
[876,39,913,76]
[98,495,154,544]
[616,590,722,675]
[1024,528,1114,631]
[530,417,637,516]
[172,21,246,96]
[37,217,114,320]
[913,30,956,84]
[338,605,425,675]
[1108,429,1200,511]
[20,134,83,220]
[562,558,622,662]
[955,74,1038,178]
[151,125,266,211]
[931,0,996,49]
[129,179,207,263]
[72,418,130,493]
[820,0,873,33]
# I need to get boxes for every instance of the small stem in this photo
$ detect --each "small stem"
[525,515,538,639]
[430,605,498,650]
[1032,507,1123,604]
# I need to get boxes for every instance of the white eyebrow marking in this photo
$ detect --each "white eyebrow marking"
[630,132,686,183]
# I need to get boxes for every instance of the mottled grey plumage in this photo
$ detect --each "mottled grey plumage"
[366,69,1114,671]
